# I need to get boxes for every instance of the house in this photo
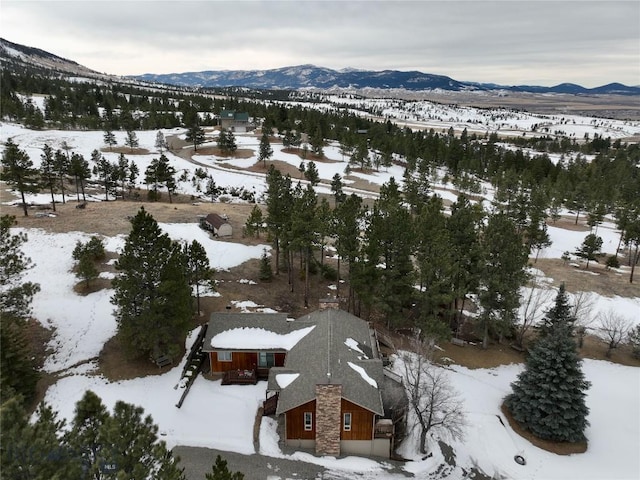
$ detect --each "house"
[200,213,232,237]
[202,312,315,382]
[219,110,250,133]
[201,299,407,458]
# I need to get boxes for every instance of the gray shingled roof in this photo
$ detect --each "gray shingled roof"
[271,308,385,416]
[202,312,313,352]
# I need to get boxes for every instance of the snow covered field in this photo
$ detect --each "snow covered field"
[2,116,639,478]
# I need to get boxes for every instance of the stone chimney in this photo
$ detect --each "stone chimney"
[315,384,342,456]
[318,297,340,310]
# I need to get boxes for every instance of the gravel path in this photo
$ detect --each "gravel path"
[173,446,413,480]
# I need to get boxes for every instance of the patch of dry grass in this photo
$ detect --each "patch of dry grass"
[533,258,639,298]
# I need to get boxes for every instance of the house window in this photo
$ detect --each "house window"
[343,412,352,431]
[218,351,232,362]
[304,412,313,431]
[258,352,275,367]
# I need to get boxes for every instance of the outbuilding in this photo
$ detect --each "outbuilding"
[200,213,232,237]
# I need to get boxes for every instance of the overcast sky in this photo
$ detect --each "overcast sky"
[2,1,639,87]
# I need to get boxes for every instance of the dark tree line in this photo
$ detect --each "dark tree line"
[263,166,531,345]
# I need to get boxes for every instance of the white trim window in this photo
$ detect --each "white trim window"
[218,351,232,362]
[304,412,313,431]
[258,352,275,367]
[343,412,352,431]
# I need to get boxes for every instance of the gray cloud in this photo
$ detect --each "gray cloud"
[2,1,638,87]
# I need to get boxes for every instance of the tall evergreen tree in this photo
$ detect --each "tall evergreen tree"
[505,285,590,443]
[103,130,117,151]
[92,150,113,201]
[244,205,264,238]
[66,390,109,479]
[155,130,168,153]
[184,240,215,316]
[1,138,40,216]
[125,130,140,152]
[0,215,41,321]
[40,144,58,211]
[69,152,91,202]
[303,160,320,186]
[333,193,363,305]
[111,208,192,359]
[414,196,456,340]
[265,166,293,275]
[258,131,273,168]
[478,212,529,348]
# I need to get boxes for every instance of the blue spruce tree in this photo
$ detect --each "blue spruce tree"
[505,284,590,443]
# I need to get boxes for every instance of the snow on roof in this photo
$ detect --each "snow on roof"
[210,326,315,350]
[275,373,300,389]
[347,361,378,389]
[344,337,368,359]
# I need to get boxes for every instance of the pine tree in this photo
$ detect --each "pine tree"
[265,166,293,275]
[303,161,320,186]
[0,399,78,479]
[244,205,264,238]
[414,196,456,340]
[111,208,192,359]
[505,286,590,443]
[184,240,215,316]
[125,130,140,152]
[330,173,344,205]
[155,131,168,153]
[575,233,603,270]
[258,248,273,282]
[0,315,39,404]
[68,152,90,202]
[103,130,117,151]
[0,215,41,321]
[66,390,109,478]
[205,455,244,480]
[40,144,58,211]
[478,212,529,348]
[258,131,273,168]
[1,138,40,216]
[333,194,363,308]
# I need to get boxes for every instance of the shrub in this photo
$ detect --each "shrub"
[320,263,338,281]
[606,255,620,269]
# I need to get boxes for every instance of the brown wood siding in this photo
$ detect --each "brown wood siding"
[210,351,257,372]
[341,398,374,440]
[285,400,316,440]
[274,352,286,367]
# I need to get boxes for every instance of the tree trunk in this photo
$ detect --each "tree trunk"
[419,428,428,455]
[49,185,57,212]
[631,245,639,283]
[20,190,28,216]
[304,249,310,308]
[336,256,341,299]
[482,319,489,349]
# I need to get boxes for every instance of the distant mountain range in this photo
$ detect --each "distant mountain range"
[136,65,640,95]
[2,37,639,95]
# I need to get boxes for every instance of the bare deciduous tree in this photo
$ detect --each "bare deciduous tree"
[599,310,632,358]
[400,343,466,454]
[517,277,554,348]
[571,290,597,348]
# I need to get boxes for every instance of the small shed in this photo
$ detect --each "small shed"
[201,213,232,237]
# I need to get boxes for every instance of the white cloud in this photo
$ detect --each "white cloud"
[1,1,638,87]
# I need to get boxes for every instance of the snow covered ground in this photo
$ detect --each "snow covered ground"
[2,117,639,478]
[13,221,637,479]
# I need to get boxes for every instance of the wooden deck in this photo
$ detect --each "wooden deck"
[222,369,258,385]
